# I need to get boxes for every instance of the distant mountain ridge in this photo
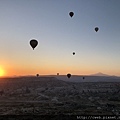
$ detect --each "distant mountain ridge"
[90,72,110,76]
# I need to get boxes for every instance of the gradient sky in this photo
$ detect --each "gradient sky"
[0,0,120,76]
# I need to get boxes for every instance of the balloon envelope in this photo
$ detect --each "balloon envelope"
[30,39,38,50]
[95,27,99,32]
[73,52,75,55]
[69,12,74,17]
[36,74,39,77]
[67,73,71,78]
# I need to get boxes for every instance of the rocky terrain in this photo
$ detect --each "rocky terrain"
[0,76,119,115]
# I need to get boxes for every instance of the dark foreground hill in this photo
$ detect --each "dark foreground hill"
[0,76,119,115]
[0,76,70,89]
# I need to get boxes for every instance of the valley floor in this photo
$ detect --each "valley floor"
[0,77,119,115]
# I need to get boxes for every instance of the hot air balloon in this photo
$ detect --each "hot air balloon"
[95,27,99,32]
[69,12,74,17]
[73,52,75,55]
[36,74,39,77]
[30,39,38,50]
[67,73,71,78]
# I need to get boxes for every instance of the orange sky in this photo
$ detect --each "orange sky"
[1,60,120,77]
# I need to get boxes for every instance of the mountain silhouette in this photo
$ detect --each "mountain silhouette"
[90,72,110,76]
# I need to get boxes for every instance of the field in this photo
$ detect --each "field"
[0,76,119,115]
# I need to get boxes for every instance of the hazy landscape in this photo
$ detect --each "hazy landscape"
[0,74,120,116]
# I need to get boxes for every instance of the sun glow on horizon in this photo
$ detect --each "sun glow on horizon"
[0,67,5,77]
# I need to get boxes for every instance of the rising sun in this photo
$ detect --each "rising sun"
[0,68,4,76]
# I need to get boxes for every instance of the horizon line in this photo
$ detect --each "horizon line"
[0,74,119,78]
